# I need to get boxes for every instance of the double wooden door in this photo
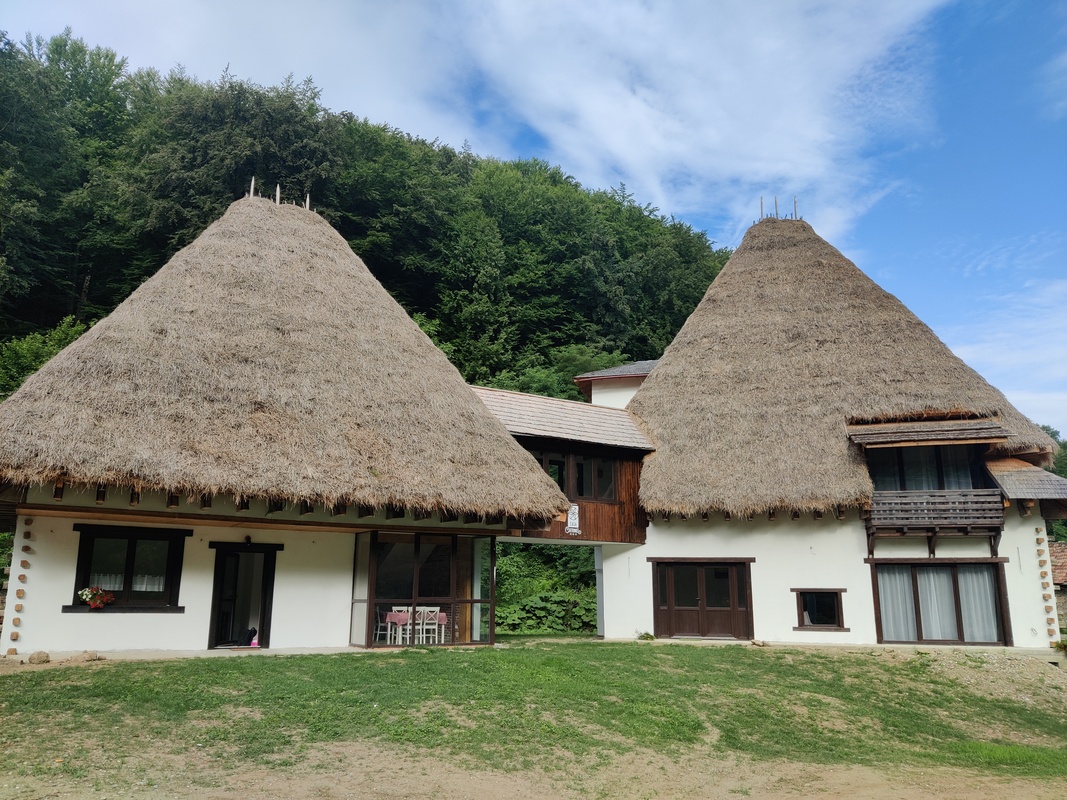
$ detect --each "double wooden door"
[654,561,752,639]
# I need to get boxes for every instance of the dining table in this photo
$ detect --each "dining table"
[383,609,449,644]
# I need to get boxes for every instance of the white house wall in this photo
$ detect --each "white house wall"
[601,504,1058,651]
[588,377,644,410]
[4,514,355,653]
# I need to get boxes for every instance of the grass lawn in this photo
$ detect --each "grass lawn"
[1,641,1065,787]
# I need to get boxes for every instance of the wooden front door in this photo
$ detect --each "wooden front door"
[654,561,752,639]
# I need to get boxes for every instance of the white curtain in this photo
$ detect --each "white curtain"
[940,447,974,490]
[901,446,938,490]
[877,566,917,641]
[918,567,958,640]
[958,565,1000,642]
[89,573,124,591]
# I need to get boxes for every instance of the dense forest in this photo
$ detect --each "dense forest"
[0,29,730,402]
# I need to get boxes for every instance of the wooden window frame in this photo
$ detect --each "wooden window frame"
[531,450,617,502]
[791,588,849,632]
[867,559,1012,646]
[63,524,191,613]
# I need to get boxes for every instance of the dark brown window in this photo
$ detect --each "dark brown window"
[792,589,848,631]
[866,445,989,491]
[532,451,616,501]
[67,525,190,611]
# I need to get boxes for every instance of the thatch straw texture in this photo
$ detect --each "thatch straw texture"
[0,198,568,519]
[629,217,1054,516]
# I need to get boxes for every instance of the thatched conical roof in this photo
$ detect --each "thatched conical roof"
[0,197,568,519]
[629,217,1054,516]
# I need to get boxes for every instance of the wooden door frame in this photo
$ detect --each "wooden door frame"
[208,541,283,649]
[649,558,754,639]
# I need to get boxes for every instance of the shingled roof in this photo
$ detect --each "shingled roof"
[986,458,1067,499]
[472,386,653,451]
[0,198,568,519]
[629,217,1055,516]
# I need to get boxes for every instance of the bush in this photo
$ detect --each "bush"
[495,588,598,634]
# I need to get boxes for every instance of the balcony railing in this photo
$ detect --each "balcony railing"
[867,489,1005,531]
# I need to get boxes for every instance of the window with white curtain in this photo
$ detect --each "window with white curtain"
[866,445,986,491]
[875,563,1004,645]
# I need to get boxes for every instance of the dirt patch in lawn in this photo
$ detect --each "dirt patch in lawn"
[0,738,1057,800]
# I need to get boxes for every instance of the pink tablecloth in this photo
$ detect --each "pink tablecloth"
[384,611,448,644]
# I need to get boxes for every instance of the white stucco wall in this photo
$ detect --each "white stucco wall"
[2,513,356,654]
[601,504,1059,651]
[588,377,645,410]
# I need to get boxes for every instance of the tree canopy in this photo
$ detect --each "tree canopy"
[0,29,729,400]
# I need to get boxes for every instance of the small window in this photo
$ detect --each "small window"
[531,451,616,501]
[68,525,190,611]
[792,589,848,631]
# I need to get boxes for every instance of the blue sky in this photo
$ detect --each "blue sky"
[6,0,1066,434]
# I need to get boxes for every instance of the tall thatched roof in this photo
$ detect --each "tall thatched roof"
[0,197,568,519]
[629,217,1055,516]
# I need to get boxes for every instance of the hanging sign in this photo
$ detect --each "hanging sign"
[565,503,582,536]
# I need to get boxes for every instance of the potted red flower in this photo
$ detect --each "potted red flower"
[78,586,116,609]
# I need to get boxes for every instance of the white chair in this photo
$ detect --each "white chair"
[414,606,440,644]
[374,609,391,643]
[392,606,413,644]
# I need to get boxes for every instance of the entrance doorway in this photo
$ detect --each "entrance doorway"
[653,561,753,639]
[208,542,281,648]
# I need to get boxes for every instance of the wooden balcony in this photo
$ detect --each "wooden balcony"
[865,489,1005,557]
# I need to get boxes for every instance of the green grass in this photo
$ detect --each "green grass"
[1,642,1065,783]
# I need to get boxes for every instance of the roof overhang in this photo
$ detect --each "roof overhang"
[985,457,1067,500]
[847,418,1014,448]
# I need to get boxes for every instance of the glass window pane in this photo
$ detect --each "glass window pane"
[801,592,839,626]
[657,565,668,608]
[596,460,615,499]
[705,567,730,608]
[475,538,492,602]
[89,538,128,592]
[673,565,698,607]
[917,566,958,640]
[418,536,452,598]
[866,449,900,491]
[877,565,917,641]
[547,454,567,494]
[375,538,414,600]
[940,446,974,490]
[901,446,939,490]
[131,539,168,601]
[958,565,1001,642]
[574,456,590,498]
[735,566,747,610]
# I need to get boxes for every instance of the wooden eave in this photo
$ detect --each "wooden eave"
[847,418,1013,448]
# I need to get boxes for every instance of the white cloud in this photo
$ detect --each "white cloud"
[943,277,1067,435]
[442,1,949,242]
